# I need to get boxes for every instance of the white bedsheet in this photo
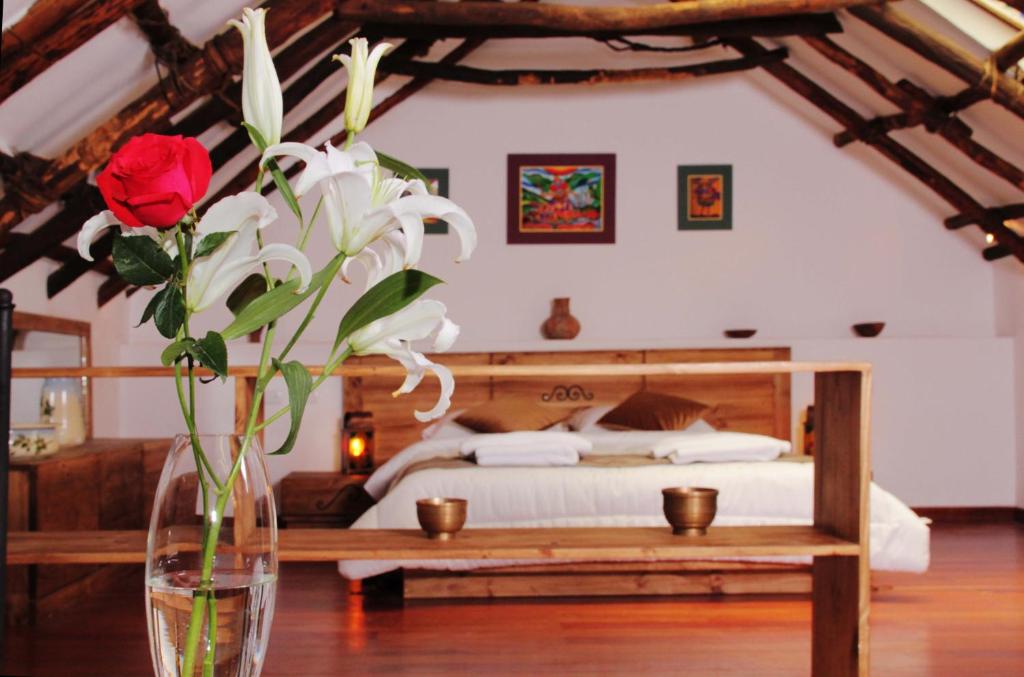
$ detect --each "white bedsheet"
[340,433,929,580]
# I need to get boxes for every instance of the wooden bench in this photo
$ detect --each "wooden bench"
[8,361,871,675]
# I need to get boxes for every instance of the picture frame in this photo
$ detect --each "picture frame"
[677,164,732,230]
[507,153,616,244]
[419,167,449,235]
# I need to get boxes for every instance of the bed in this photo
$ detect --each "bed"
[338,347,929,598]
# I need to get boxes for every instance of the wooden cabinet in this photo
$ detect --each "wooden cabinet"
[6,438,169,623]
[280,472,374,528]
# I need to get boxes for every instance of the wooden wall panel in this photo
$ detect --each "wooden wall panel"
[345,347,792,462]
[344,353,492,462]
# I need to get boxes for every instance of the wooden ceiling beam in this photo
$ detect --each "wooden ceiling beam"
[728,37,1024,263]
[46,233,114,298]
[6,14,362,298]
[945,204,1024,229]
[0,0,147,104]
[803,36,1024,190]
[991,29,1024,72]
[334,0,875,32]
[847,4,1024,121]
[375,46,787,86]
[0,185,106,284]
[0,0,346,238]
[130,0,201,68]
[359,12,843,40]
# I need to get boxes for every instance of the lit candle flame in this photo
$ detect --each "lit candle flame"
[349,435,366,458]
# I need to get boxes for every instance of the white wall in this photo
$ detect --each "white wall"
[994,260,1024,508]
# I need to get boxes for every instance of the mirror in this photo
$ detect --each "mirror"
[11,312,91,446]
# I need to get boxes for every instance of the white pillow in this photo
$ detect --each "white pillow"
[566,405,616,432]
[421,409,470,440]
[568,405,718,433]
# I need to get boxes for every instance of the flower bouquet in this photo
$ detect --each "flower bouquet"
[76,9,475,675]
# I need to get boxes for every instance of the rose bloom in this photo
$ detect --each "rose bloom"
[97,134,212,228]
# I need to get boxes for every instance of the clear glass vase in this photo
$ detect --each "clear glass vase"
[146,435,278,676]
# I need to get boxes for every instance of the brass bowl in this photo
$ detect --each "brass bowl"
[416,498,468,540]
[662,487,718,536]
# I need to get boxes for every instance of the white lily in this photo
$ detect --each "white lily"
[76,193,312,314]
[260,140,476,266]
[229,8,283,147]
[333,38,392,134]
[344,232,460,422]
[186,192,311,312]
[77,211,177,261]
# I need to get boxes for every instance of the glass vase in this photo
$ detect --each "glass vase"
[146,435,278,676]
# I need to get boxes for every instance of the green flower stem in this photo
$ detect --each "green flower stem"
[277,254,345,362]
[203,595,218,677]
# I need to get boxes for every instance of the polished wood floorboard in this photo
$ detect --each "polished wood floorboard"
[2,524,1022,675]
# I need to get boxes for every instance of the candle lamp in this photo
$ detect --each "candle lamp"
[341,411,375,474]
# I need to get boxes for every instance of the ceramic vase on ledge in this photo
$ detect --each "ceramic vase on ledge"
[541,297,581,340]
[146,435,278,676]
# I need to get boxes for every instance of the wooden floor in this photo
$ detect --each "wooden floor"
[2,524,1022,675]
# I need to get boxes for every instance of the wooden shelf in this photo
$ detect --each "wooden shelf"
[11,360,871,380]
[7,526,857,565]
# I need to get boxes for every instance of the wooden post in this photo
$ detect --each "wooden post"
[0,289,15,647]
[812,370,870,676]
[234,377,264,446]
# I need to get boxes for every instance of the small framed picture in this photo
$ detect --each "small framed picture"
[678,165,732,230]
[507,153,616,244]
[419,168,449,235]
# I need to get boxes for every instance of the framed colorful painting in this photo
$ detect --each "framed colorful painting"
[677,165,732,230]
[507,154,615,244]
[419,168,449,235]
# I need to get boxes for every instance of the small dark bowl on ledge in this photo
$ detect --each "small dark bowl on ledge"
[852,322,885,338]
[724,329,757,339]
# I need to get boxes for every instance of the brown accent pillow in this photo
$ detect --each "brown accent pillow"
[598,390,709,431]
[455,400,571,433]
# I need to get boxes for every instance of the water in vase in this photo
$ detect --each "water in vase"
[146,571,277,676]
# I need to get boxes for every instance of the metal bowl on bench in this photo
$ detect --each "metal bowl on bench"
[416,497,468,540]
[662,487,718,536]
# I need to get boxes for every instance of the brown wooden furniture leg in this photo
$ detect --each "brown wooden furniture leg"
[812,370,870,676]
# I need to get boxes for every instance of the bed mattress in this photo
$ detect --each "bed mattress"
[337,434,930,580]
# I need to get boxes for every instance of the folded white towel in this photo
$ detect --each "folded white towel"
[475,445,580,467]
[651,432,790,465]
[459,432,593,456]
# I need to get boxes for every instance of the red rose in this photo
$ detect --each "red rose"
[97,134,212,228]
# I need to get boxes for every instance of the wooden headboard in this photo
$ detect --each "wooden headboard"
[343,347,791,463]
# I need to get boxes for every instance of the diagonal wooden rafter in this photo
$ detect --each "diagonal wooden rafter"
[0,0,347,237]
[333,0,878,32]
[802,35,1024,190]
[0,0,148,104]
[727,37,1024,263]
[847,4,1024,121]
[97,37,484,306]
[0,12,362,288]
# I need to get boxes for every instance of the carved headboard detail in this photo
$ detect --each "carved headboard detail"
[343,347,791,463]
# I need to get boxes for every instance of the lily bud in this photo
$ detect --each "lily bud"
[333,38,393,134]
[229,8,283,147]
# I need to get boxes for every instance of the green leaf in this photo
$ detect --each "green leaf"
[244,121,302,220]
[191,331,228,380]
[267,160,302,221]
[334,270,443,350]
[268,359,313,456]
[221,255,343,341]
[375,150,430,186]
[112,234,175,286]
[226,273,269,317]
[194,231,234,259]
[160,339,194,366]
[136,288,162,328]
[154,287,185,339]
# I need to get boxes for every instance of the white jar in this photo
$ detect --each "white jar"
[40,377,86,445]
